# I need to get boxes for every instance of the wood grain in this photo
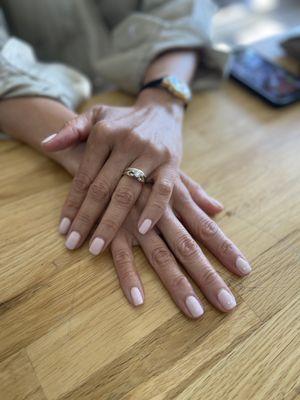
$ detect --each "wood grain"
[0,82,299,399]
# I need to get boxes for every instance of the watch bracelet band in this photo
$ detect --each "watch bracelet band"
[139,78,188,110]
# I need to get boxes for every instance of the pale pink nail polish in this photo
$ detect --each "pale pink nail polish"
[131,287,143,306]
[42,133,57,144]
[138,219,152,235]
[89,237,105,255]
[236,257,252,274]
[185,296,204,318]
[217,288,237,310]
[59,217,71,235]
[65,231,80,250]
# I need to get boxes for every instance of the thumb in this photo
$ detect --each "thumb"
[41,107,100,152]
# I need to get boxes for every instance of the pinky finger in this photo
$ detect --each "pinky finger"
[111,230,144,307]
[180,172,223,215]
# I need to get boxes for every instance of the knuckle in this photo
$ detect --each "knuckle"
[73,172,92,193]
[114,249,132,269]
[176,234,199,259]
[113,187,135,208]
[175,186,191,205]
[146,141,159,156]
[95,120,112,133]
[118,267,136,283]
[151,246,173,268]
[170,274,189,292]
[101,219,119,234]
[157,180,172,198]
[197,216,219,239]
[121,129,141,150]
[64,197,80,213]
[89,179,110,202]
[128,128,140,141]
[92,105,105,120]
[201,267,219,287]
[219,239,234,255]
[151,200,165,214]
[76,212,92,227]
[91,121,112,143]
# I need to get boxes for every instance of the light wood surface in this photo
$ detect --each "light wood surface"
[0,82,299,400]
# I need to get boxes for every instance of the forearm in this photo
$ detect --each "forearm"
[0,97,76,162]
[143,49,198,85]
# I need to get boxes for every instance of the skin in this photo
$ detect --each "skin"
[41,50,201,255]
[0,96,251,319]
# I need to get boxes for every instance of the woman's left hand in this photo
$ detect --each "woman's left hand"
[42,90,185,254]
[58,145,251,318]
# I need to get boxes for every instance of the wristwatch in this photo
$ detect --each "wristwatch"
[140,76,192,107]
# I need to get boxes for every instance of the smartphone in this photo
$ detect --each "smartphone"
[230,48,300,107]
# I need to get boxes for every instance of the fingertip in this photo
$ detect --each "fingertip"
[217,288,237,312]
[235,257,252,276]
[130,286,144,306]
[185,295,205,319]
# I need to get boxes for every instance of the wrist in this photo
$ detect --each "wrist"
[136,88,185,119]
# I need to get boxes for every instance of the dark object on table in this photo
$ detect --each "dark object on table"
[281,35,300,62]
[230,48,300,107]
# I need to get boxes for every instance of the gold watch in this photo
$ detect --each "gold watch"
[140,75,192,107]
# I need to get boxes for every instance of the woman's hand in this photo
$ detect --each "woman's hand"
[59,142,251,318]
[111,176,251,318]
[42,89,186,254]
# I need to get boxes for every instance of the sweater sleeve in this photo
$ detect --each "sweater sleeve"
[0,9,91,110]
[95,0,231,94]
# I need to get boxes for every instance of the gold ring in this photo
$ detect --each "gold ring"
[123,167,146,183]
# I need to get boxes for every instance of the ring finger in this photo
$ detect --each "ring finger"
[88,156,159,255]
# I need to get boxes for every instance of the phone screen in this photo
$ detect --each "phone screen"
[231,49,300,105]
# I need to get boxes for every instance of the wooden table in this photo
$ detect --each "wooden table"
[0,82,299,400]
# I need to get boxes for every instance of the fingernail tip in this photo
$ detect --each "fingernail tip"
[58,217,71,235]
[236,257,252,275]
[186,295,204,318]
[89,237,105,256]
[138,219,152,235]
[218,288,237,311]
[131,287,144,306]
[65,231,80,250]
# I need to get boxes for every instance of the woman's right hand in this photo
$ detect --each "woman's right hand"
[110,173,252,319]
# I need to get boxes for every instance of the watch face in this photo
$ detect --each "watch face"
[162,76,192,102]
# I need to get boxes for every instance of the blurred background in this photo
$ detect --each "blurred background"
[213,0,300,75]
[215,0,299,43]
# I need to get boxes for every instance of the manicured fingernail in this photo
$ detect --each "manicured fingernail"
[42,133,57,144]
[59,217,71,235]
[89,237,105,256]
[131,287,143,306]
[138,219,152,235]
[236,257,252,274]
[210,198,223,209]
[185,296,204,318]
[65,231,80,250]
[217,288,237,310]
